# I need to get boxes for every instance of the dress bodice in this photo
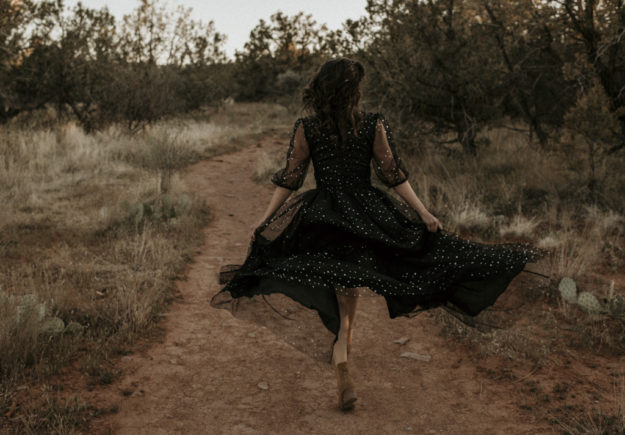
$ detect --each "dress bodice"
[303,115,373,189]
[271,111,410,192]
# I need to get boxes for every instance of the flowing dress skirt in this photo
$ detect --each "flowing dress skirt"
[210,183,546,361]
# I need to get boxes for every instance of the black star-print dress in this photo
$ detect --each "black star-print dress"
[210,111,544,343]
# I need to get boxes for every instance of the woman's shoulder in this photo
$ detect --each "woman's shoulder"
[359,111,387,137]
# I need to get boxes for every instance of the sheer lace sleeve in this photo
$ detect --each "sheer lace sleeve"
[372,113,410,187]
[271,118,311,191]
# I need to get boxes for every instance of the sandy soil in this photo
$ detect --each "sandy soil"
[77,136,603,434]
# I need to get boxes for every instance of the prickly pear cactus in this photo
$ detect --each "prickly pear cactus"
[41,317,65,336]
[577,291,603,314]
[16,294,46,324]
[558,277,578,304]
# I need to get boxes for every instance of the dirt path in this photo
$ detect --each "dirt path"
[91,137,552,434]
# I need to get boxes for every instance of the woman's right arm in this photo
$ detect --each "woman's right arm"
[371,113,442,233]
[393,180,442,232]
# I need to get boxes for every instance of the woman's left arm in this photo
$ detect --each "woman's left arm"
[249,118,311,241]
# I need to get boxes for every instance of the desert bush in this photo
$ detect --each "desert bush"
[0,290,81,383]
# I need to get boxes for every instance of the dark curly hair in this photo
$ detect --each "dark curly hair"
[302,58,365,149]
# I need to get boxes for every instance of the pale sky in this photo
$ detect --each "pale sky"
[68,0,369,59]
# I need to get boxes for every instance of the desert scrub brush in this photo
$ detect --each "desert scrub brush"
[606,280,624,317]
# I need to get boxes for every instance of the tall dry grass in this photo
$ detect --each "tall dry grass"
[0,102,291,432]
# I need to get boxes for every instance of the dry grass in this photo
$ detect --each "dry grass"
[553,374,625,434]
[499,215,540,238]
[253,151,281,183]
[0,102,291,433]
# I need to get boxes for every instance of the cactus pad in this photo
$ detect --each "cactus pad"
[41,317,65,336]
[558,277,577,304]
[577,291,603,314]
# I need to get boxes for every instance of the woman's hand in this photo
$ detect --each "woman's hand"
[249,186,292,242]
[249,217,267,242]
[419,210,443,232]
[392,180,442,233]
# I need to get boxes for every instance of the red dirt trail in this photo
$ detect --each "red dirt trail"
[89,136,555,434]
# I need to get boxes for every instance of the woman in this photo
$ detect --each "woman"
[211,58,544,411]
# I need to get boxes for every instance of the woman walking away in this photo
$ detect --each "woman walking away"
[211,58,545,411]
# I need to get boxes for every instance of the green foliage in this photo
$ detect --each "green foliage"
[4,0,625,153]
[358,0,505,154]
[563,80,625,198]
[232,11,328,101]
[227,0,625,156]
[1,0,228,130]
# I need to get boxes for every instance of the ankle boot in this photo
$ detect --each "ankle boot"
[335,362,357,411]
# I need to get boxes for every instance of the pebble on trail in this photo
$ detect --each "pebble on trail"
[400,352,432,362]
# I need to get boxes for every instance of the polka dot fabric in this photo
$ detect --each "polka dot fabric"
[211,111,545,337]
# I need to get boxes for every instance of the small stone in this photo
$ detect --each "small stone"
[248,332,256,337]
[394,337,410,345]
[400,352,432,362]
[257,382,269,390]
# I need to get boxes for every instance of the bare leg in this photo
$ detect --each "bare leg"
[344,289,359,352]
[333,286,359,364]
